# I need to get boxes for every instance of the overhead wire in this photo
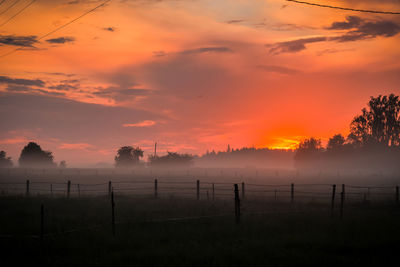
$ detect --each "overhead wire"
[0,0,112,59]
[286,0,400,15]
[0,0,35,28]
[0,0,19,16]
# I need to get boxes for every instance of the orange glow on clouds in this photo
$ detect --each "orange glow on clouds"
[1,0,399,165]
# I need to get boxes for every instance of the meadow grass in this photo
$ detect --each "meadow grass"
[0,195,400,266]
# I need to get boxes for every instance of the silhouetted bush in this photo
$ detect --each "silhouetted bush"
[148,152,194,167]
[115,146,144,168]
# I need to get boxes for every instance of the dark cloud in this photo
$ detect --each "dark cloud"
[329,17,400,42]
[48,84,79,91]
[36,89,66,97]
[257,65,301,75]
[45,37,75,44]
[5,85,32,92]
[93,86,151,102]
[268,17,400,54]
[327,16,363,30]
[103,27,116,32]
[227,20,244,24]
[0,75,45,87]
[179,46,233,55]
[267,37,327,54]
[0,35,38,47]
[60,79,80,83]
[0,93,161,142]
[25,72,76,77]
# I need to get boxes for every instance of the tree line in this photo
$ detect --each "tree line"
[1,94,398,170]
[295,94,400,170]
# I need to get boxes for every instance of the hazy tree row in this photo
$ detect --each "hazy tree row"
[295,94,400,170]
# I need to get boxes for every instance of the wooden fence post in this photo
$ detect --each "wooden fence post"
[212,183,215,200]
[40,204,44,240]
[234,184,240,224]
[331,184,336,217]
[196,180,200,200]
[26,179,30,197]
[340,184,345,219]
[67,180,71,198]
[241,182,245,200]
[111,191,115,236]
[154,179,158,199]
[108,181,112,197]
[396,186,399,204]
[291,183,294,204]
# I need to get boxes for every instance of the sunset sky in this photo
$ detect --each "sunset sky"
[0,0,399,166]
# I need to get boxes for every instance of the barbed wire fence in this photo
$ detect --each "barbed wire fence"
[1,177,400,240]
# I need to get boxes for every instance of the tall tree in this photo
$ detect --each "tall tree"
[115,146,144,168]
[327,134,346,151]
[18,142,55,168]
[349,94,400,147]
[0,151,13,168]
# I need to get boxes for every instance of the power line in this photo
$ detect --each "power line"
[0,0,35,28]
[0,0,19,16]
[286,0,400,15]
[0,0,112,59]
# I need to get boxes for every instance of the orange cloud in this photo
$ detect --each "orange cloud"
[0,137,29,144]
[59,143,93,150]
[123,120,156,127]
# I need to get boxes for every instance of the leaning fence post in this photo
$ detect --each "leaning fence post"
[291,183,294,204]
[340,184,345,219]
[111,191,115,236]
[26,179,30,197]
[212,183,215,200]
[108,181,112,196]
[196,180,200,200]
[154,179,158,199]
[67,180,71,198]
[234,184,240,224]
[331,184,336,217]
[40,204,44,240]
[241,182,245,200]
[396,186,399,204]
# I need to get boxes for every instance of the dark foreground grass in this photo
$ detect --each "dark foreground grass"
[1,196,400,266]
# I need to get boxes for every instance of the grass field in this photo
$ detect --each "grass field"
[1,195,400,266]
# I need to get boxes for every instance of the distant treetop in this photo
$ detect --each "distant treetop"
[0,150,13,168]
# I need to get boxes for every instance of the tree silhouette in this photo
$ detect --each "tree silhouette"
[59,160,67,168]
[348,94,400,147]
[148,151,194,167]
[18,142,55,168]
[115,146,144,168]
[0,151,13,168]
[294,94,400,170]
[294,137,323,168]
[327,134,346,151]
